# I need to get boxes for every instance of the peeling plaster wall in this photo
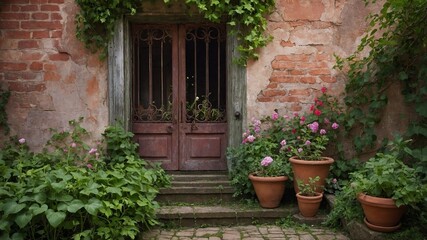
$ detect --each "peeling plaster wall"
[246,0,378,121]
[0,0,108,150]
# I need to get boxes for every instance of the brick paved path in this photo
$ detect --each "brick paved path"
[140,225,350,240]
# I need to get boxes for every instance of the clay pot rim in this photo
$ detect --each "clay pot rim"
[289,156,334,165]
[357,193,407,209]
[248,174,289,182]
[296,192,323,200]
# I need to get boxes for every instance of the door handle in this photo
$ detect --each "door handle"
[167,125,174,133]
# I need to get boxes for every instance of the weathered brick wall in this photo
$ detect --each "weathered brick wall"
[247,0,378,120]
[0,0,108,149]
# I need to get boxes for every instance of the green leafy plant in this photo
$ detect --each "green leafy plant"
[297,176,321,196]
[75,0,275,64]
[325,138,427,228]
[0,119,170,239]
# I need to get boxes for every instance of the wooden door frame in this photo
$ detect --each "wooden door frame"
[108,15,246,171]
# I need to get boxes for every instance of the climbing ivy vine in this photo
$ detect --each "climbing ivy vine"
[336,0,427,174]
[75,0,275,64]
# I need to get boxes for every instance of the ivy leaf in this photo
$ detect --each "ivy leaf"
[67,199,85,213]
[106,187,122,196]
[45,209,66,228]
[15,212,32,228]
[29,203,48,216]
[84,198,103,215]
[2,201,26,217]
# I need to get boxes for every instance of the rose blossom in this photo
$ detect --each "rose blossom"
[280,139,287,146]
[247,135,256,143]
[308,122,319,133]
[305,140,311,145]
[271,112,279,120]
[18,138,26,144]
[320,129,327,135]
[298,148,303,153]
[89,148,97,155]
[332,122,339,129]
[314,109,322,116]
[87,163,93,169]
[321,87,327,93]
[71,142,77,148]
[261,156,273,167]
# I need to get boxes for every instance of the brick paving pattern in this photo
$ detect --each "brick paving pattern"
[140,225,350,240]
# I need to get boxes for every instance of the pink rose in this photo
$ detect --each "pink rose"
[261,156,273,167]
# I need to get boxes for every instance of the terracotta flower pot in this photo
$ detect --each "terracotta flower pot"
[249,174,288,208]
[357,193,407,232]
[289,156,334,193]
[296,192,323,217]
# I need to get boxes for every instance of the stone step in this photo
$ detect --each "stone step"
[157,204,300,228]
[157,171,234,204]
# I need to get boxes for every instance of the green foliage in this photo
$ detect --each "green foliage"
[0,119,170,239]
[335,0,427,154]
[75,0,275,64]
[297,176,321,196]
[0,86,10,134]
[325,138,427,228]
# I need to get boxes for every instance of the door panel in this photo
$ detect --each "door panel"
[132,23,227,171]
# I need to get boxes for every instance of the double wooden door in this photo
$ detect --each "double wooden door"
[131,23,227,171]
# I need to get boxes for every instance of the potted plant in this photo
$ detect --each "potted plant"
[350,139,427,232]
[296,176,323,217]
[276,87,342,193]
[228,116,291,208]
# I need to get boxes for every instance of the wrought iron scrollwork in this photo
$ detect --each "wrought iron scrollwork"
[133,103,172,122]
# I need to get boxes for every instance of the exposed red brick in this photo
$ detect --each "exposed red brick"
[5,31,31,39]
[0,5,11,12]
[279,96,301,102]
[280,41,294,47]
[275,54,310,61]
[20,5,39,11]
[48,53,69,61]
[257,96,273,102]
[22,52,44,60]
[289,69,304,75]
[8,82,46,92]
[50,30,62,38]
[270,76,298,83]
[30,0,48,3]
[271,61,296,70]
[49,0,64,2]
[21,21,62,30]
[0,62,27,71]
[31,13,49,20]
[43,63,56,71]
[316,53,331,61]
[2,0,29,3]
[44,71,61,81]
[0,21,19,29]
[33,31,49,39]
[291,103,302,112]
[266,83,278,89]
[320,76,337,83]
[64,73,76,84]
[51,13,62,20]
[297,62,322,69]
[300,76,316,84]
[10,5,20,12]
[309,68,331,75]
[6,72,38,80]
[0,12,30,20]
[30,61,43,71]
[40,5,59,11]
[289,89,311,96]
[18,40,39,49]
[262,89,287,97]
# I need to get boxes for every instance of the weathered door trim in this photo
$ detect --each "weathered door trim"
[108,16,246,170]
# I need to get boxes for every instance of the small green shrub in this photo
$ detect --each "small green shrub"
[0,119,170,239]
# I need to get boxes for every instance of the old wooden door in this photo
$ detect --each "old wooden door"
[131,23,227,171]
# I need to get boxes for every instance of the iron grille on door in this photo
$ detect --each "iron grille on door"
[132,24,226,123]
